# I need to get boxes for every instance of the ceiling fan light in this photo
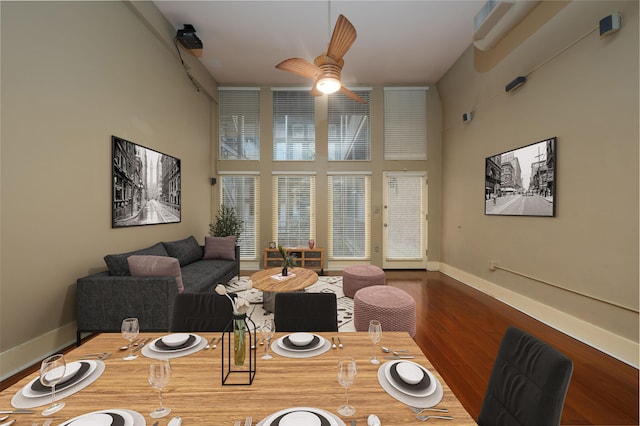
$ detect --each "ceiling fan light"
[316,77,341,94]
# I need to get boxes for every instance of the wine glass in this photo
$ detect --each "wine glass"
[261,318,275,360]
[121,317,139,361]
[368,320,382,365]
[337,357,358,416]
[149,360,172,418]
[40,354,66,416]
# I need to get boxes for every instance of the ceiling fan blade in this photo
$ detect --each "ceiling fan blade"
[326,14,357,61]
[339,86,367,104]
[275,58,322,80]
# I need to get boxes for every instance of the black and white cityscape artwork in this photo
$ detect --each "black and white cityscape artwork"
[485,137,556,217]
[112,136,181,227]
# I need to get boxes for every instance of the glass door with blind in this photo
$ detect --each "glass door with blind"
[382,172,428,269]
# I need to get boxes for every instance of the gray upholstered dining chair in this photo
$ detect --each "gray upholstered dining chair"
[477,326,574,426]
[169,292,236,332]
[274,292,338,332]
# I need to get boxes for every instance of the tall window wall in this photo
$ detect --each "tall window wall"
[218,87,427,264]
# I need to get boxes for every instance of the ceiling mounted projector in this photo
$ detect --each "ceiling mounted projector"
[176,24,203,56]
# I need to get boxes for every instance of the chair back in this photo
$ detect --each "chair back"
[274,292,338,332]
[478,326,574,426]
[170,292,236,332]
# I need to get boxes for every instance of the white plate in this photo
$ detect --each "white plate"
[22,361,97,398]
[161,333,190,347]
[276,335,323,352]
[384,360,436,398]
[149,334,201,352]
[260,407,342,426]
[287,332,314,347]
[60,409,134,426]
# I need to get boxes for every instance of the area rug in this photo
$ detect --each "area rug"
[226,275,355,332]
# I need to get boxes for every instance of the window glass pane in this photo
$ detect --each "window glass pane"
[220,175,260,259]
[328,91,370,160]
[384,88,427,160]
[272,90,315,160]
[328,175,370,259]
[219,89,260,160]
[272,175,316,247]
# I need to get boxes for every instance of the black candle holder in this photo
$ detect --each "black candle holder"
[221,313,256,385]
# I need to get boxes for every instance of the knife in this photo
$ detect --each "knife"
[383,355,414,359]
[0,419,16,426]
[133,337,151,352]
[0,409,35,414]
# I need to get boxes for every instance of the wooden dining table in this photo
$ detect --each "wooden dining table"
[0,332,476,425]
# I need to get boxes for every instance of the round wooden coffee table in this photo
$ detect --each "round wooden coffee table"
[250,267,318,313]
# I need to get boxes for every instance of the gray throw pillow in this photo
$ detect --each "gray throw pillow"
[162,236,203,266]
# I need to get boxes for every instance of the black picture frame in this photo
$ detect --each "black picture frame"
[112,135,181,227]
[485,137,556,217]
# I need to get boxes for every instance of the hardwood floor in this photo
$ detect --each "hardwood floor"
[2,270,638,425]
[385,270,639,425]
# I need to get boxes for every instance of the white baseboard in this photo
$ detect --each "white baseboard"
[0,322,77,381]
[439,263,639,368]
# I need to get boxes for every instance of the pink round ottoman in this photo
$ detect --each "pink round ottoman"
[354,285,416,337]
[343,265,385,298]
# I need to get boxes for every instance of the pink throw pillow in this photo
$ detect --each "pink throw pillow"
[203,236,236,261]
[127,255,184,293]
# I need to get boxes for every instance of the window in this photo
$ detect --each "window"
[328,174,371,259]
[272,174,316,247]
[272,90,315,160]
[220,174,260,259]
[219,89,260,160]
[384,87,428,160]
[328,90,371,160]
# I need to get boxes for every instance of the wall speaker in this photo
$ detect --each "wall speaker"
[210,177,217,185]
[600,13,621,38]
[462,112,473,123]
[505,76,527,93]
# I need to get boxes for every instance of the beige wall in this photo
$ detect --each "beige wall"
[437,1,639,364]
[0,1,215,378]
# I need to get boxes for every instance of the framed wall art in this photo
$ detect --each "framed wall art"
[485,137,556,217]
[112,135,181,227]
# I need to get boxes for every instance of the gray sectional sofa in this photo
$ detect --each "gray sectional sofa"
[76,235,240,345]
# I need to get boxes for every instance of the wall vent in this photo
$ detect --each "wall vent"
[473,1,540,51]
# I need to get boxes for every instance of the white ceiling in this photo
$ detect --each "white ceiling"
[153,1,486,88]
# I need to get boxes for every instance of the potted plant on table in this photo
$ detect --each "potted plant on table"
[278,245,297,276]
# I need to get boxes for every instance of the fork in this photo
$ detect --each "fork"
[410,407,449,414]
[206,336,216,349]
[415,414,454,421]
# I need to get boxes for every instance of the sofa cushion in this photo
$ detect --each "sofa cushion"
[181,258,238,293]
[104,243,169,276]
[203,236,237,261]
[162,236,203,266]
[127,255,184,293]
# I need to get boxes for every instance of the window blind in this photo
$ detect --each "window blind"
[385,174,423,259]
[218,89,260,160]
[384,88,428,160]
[272,174,316,247]
[272,90,315,161]
[328,90,371,160]
[328,175,371,259]
[220,174,260,259]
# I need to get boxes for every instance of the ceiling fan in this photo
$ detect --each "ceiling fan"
[275,14,366,104]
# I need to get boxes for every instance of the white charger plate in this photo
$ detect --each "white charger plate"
[377,361,443,409]
[384,360,436,398]
[276,334,323,352]
[258,406,344,426]
[58,408,135,426]
[23,361,97,398]
[148,334,201,353]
